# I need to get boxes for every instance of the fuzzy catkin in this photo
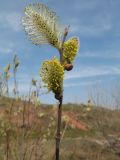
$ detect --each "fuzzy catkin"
[22,4,62,49]
[40,57,64,96]
[63,37,79,64]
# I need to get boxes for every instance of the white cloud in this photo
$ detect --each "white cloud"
[70,21,112,36]
[78,51,120,58]
[68,3,112,36]
[0,42,20,54]
[0,47,13,54]
[65,66,120,80]
[0,11,21,32]
[9,83,30,94]
[73,0,100,11]
[64,81,94,88]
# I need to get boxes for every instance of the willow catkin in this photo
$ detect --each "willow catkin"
[22,3,62,49]
[40,57,64,96]
[63,37,80,64]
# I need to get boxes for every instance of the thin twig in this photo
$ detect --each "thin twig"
[55,26,69,160]
[55,98,63,160]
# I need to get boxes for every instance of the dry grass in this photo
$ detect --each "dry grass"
[0,97,120,160]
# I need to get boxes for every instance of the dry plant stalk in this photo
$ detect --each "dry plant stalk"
[13,54,20,96]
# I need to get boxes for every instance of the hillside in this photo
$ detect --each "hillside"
[0,97,120,160]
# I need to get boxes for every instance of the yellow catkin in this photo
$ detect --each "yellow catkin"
[63,37,79,64]
[40,57,64,95]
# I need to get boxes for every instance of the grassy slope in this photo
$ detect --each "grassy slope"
[0,97,120,160]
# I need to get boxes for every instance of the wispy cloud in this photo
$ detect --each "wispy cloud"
[0,47,13,54]
[73,0,100,11]
[0,42,20,55]
[68,1,113,36]
[0,11,21,32]
[78,51,120,58]
[70,17,112,36]
[65,66,120,80]
[9,83,30,94]
[64,81,95,88]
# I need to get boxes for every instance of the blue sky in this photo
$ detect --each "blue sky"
[0,0,120,105]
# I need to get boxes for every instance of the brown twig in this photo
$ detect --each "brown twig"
[55,98,63,160]
[55,26,69,160]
